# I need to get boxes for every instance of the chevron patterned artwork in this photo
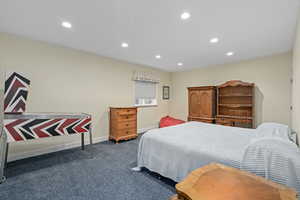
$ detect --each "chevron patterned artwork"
[4,117,91,143]
[4,72,30,113]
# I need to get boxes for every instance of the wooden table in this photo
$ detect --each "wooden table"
[170,163,297,200]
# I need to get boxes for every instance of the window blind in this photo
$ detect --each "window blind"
[135,81,156,99]
[135,81,157,105]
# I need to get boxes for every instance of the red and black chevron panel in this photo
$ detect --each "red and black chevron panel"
[4,117,91,143]
[4,72,31,113]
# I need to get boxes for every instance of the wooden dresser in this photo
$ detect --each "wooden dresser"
[187,86,216,124]
[216,80,254,128]
[109,107,137,143]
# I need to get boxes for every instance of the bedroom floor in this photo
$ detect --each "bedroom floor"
[0,136,176,200]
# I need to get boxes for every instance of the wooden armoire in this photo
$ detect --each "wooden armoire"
[187,86,216,124]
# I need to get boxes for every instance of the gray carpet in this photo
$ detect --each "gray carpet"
[0,136,176,200]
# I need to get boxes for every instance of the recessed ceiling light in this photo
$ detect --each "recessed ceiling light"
[155,55,161,59]
[181,12,191,20]
[61,21,72,29]
[177,62,183,66]
[210,37,219,44]
[121,42,129,48]
[226,52,234,56]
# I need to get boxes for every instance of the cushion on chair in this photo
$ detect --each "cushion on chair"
[159,116,185,128]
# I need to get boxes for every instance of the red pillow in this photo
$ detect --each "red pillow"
[159,116,185,128]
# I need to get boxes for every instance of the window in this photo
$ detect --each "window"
[135,81,157,106]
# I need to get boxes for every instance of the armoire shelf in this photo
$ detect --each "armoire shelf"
[218,104,252,108]
[216,115,253,120]
[219,94,253,97]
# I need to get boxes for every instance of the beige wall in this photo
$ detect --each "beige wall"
[292,13,300,137]
[0,33,171,160]
[170,53,292,127]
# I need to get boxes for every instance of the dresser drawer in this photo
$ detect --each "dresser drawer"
[113,121,136,129]
[116,128,136,136]
[117,109,136,116]
[216,118,234,126]
[216,122,233,126]
[216,118,229,122]
[117,114,136,122]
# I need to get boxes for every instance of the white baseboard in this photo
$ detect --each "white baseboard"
[8,125,158,162]
[8,136,108,162]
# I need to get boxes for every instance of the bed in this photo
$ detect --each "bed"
[136,121,300,194]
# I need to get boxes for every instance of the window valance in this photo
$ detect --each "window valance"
[132,71,160,83]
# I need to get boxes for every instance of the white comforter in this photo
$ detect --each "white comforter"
[137,122,256,182]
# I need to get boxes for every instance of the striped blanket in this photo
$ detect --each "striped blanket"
[241,137,300,195]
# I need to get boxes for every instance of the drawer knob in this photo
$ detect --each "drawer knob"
[126,131,129,134]
[126,124,129,126]
[126,116,129,119]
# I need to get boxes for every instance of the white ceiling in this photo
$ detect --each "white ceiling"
[0,0,299,72]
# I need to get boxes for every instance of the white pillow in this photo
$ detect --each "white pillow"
[256,122,292,141]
